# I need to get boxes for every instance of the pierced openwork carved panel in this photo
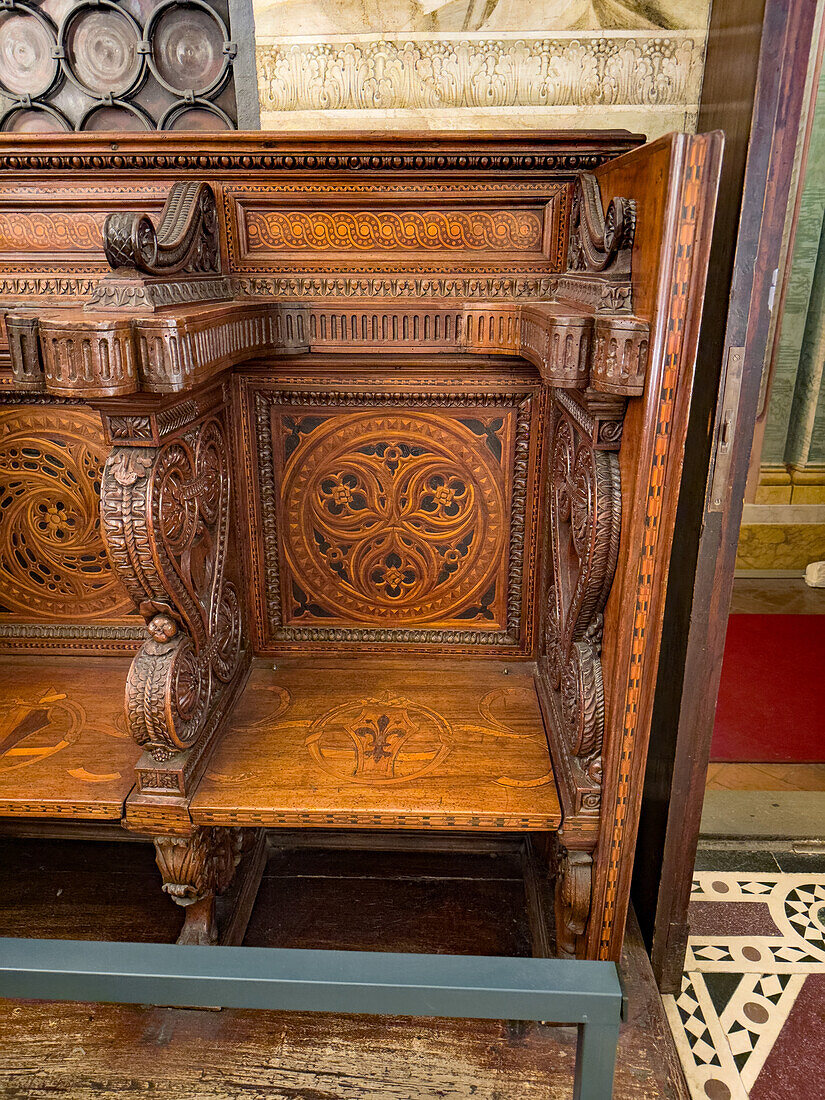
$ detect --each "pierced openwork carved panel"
[245,382,544,653]
[0,404,135,642]
[280,410,508,629]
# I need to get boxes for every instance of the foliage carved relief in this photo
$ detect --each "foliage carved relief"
[0,406,133,622]
[277,410,511,629]
[101,413,244,760]
[545,404,622,801]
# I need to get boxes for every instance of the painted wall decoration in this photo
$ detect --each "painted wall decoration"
[0,0,260,132]
[253,0,711,135]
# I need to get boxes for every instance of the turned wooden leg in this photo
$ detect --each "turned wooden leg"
[154,827,244,945]
[554,846,593,959]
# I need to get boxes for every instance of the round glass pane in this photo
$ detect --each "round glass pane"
[66,6,141,96]
[164,104,230,130]
[152,4,225,94]
[2,106,70,132]
[0,10,58,98]
[82,104,151,131]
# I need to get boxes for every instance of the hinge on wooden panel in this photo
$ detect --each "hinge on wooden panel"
[706,346,745,513]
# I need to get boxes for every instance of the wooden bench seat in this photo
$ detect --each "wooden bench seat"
[0,657,139,820]
[190,660,561,832]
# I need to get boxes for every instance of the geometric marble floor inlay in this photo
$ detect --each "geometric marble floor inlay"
[664,863,825,1100]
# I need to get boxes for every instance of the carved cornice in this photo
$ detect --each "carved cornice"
[0,148,636,175]
[9,300,648,399]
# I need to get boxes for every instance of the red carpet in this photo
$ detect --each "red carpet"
[711,614,825,762]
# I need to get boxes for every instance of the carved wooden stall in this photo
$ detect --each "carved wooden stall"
[0,132,721,959]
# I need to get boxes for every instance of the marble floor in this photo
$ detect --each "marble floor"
[665,845,825,1100]
[667,578,825,1097]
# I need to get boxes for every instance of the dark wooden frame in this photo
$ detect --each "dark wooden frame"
[632,0,821,991]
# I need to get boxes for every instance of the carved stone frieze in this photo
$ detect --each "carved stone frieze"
[100,400,245,763]
[256,34,704,116]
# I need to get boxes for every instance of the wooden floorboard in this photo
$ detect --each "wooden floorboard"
[0,834,688,1099]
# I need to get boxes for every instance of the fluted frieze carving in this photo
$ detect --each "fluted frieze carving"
[7,299,649,398]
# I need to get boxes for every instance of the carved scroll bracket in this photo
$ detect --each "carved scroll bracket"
[154,826,243,945]
[100,389,247,800]
[80,181,229,316]
[104,182,220,278]
[538,387,625,818]
[554,843,593,958]
[567,172,636,278]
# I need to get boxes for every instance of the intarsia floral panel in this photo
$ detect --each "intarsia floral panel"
[254,0,712,135]
[247,383,545,654]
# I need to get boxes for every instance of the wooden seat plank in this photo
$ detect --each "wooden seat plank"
[191,660,561,831]
[0,657,138,820]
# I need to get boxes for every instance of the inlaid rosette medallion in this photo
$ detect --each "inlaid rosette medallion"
[278,410,509,628]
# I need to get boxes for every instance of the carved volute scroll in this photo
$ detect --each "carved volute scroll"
[566,172,636,278]
[554,846,593,959]
[100,392,245,766]
[103,181,220,276]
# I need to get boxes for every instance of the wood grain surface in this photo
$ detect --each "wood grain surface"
[0,656,138,819]
[191,660,561,831]
[0,835,687,1100]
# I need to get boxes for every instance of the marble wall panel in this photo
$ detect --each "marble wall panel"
[763,67,825,469]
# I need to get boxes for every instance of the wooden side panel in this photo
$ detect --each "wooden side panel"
[0,400,140,654]
[584,134,723,960]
